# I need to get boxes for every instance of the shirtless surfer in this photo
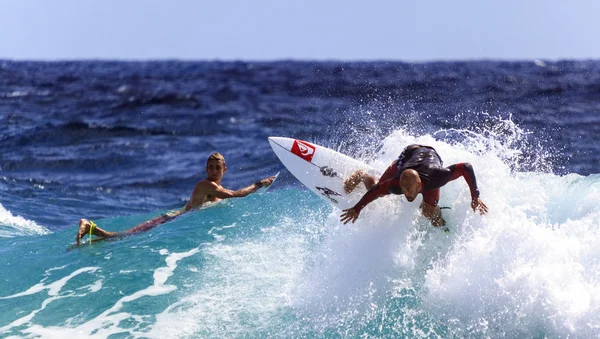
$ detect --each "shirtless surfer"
[75,152,276,245]
[340,144,488,226]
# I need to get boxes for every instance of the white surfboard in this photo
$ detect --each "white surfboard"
[268,137,381,210]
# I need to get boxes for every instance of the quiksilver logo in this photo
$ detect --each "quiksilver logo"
[291,139,316,162]
[297,141,314,156]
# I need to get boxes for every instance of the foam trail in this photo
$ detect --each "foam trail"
[0,203,49,237]
[0,267,99,333]
[99,248,200,316]
[147,221,307,338]
[20,248,199,339]
[0,267,99,300]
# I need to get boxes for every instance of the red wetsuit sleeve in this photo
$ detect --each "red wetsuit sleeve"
[353,180,393,213]
[446,163,480,200]
[352,162,400,213]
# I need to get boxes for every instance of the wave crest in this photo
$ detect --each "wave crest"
[0,204,50,238]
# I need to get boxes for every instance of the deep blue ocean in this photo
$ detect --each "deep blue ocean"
[0,60,599,338]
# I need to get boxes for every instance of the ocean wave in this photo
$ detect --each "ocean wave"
[1,161,599,337]
[1,60,600,337]
[0,203,49,237]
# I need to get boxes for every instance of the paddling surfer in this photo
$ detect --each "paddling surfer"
[76,152,276,245]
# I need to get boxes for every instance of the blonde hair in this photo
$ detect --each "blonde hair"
[207,152,226,167]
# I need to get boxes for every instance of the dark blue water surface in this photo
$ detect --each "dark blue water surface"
[0,60,598,230]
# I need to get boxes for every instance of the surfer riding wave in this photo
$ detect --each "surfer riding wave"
[340,144,488,227]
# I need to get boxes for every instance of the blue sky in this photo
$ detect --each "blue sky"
[1,0,599,61]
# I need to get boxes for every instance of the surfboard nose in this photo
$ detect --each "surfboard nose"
[268,136,288,149]
[268,137,297,152]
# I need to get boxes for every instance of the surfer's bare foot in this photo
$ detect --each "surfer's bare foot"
[344,170,377,193]
[421,202,446,227]
[431,216,446,227]
[75,219,117,245]
[76,219,90,245]
[344,170,365,193]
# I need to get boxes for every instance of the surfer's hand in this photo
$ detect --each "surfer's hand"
[471,198,488,215]
[260,176,276,187]
[340,208,360,224]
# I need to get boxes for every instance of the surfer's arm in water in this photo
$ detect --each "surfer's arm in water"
[184,176,276,211]
[428,163,488,215]
[340,179,394,224]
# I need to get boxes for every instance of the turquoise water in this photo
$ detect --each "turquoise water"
[1,190,329,338]
[2,129,600,338]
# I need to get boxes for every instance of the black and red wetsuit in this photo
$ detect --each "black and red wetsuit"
[353,144,480,213]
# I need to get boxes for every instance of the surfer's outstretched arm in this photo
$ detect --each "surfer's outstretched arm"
[436,163,488,215]
[76,219,120,245]
[340,180,393,224]
[211,177,275,199]
[185,176,276,211]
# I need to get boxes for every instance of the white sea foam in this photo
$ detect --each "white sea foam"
[0,267,99,334]
[18,248,199,339]
[0,203,50,237]
[293,122,600,337]
[147,218,307,338]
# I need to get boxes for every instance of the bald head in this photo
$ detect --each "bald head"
[399,169,419,186]
[399,169,422,202]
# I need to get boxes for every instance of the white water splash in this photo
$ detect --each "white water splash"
[0,203,50,237]
[292,120,600,337]
[147,218,307,338]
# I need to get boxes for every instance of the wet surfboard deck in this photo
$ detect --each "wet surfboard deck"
[268,137,381,210]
